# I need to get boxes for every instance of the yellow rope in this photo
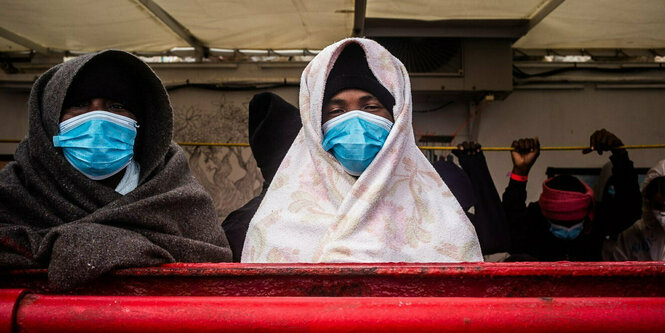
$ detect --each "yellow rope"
[418,144,665,151]
[178,142,250,147]
[1,139,664,151]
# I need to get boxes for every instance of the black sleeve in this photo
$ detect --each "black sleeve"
[596,151,642,237]
[502,178,531,254]
[222,191,266,262]
[458,153,510,254]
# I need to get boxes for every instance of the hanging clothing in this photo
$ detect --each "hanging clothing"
[603,159,665,261]
[436,152,510,255]
[241,38,482,263]
[433,159,476,213]
[0,50,231,290]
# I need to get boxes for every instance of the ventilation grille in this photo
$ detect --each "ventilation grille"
[373,37,463,75]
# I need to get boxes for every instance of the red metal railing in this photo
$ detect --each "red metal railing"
[2,262,665,332]
[3,262,665,297]
[2,291,665,332]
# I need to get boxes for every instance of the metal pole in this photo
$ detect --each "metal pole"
[8,294,665,332]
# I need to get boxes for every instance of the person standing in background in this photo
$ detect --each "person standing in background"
[223,92,301,261]
[502,129,641,261]
[604,159,665,261]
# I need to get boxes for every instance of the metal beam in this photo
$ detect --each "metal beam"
[364,18,530,39]
[352,0,367,37]
[0,26,50,55]
[136,0,208,60]
[528,0,565,30]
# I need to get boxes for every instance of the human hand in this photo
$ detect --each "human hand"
[453,141,482,158]
[511,137,540,176]
[582,129,624,155]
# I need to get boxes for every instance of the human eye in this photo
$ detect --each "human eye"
[327,107,345,115]
[71,100,90,108]
[363,103,384,111]
[109,102,128,111]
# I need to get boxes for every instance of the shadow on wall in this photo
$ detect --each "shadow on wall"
[173,101,263,221]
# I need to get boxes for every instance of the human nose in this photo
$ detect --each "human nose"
[88,98,108,111]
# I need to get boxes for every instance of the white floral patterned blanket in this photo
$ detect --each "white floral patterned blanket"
[241,38,482,263]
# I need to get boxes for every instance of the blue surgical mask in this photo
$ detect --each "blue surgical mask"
[53,110,139,180]
[322,110,393,176]
[549,221,584,240]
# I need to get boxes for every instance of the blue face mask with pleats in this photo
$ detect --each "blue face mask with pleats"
[53,110,139,180]
[549,220,584,240]
[321,110,393,176]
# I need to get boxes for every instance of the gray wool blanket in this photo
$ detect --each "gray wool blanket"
[0,50,232,290]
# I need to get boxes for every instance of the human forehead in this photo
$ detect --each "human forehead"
[327,89,378,104]
[63,96,123,106]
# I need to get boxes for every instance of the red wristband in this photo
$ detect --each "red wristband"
[510,172,528,182]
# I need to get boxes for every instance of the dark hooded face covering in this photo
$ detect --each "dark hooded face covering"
[62,56,141,119]
[0,50,231,290]
[322,43,395,114]
[248,92,302,184]
[44,52,169,176]
[55,56,144,183]
[222,92,302,262]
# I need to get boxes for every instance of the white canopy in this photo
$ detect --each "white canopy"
[513,0,665,50]
[0,0,664,54]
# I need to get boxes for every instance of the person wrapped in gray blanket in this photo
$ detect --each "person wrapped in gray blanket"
[0,50,232,290]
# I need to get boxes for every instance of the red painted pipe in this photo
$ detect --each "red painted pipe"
[10,295,665,332]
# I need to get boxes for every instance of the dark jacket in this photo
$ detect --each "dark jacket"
[0,50,232,290]
[502,151,642,261]
[457,153,510,255]
[435,152,510,255]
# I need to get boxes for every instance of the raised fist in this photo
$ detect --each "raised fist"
[511,137,540,176]
[583,129,624,155]
[453,141,482,158]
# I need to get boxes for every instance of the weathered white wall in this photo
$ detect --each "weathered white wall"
[476,86,665,202]
[168,86,298,220]
[0,90,29,155]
